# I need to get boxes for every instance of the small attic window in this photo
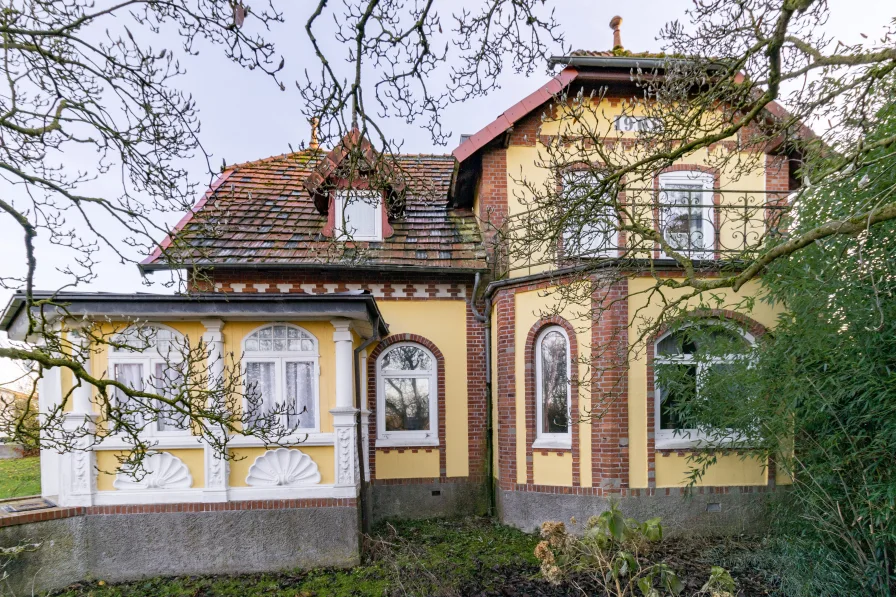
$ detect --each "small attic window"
[334,189,382,241]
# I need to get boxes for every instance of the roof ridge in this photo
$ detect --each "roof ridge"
[226,148,325,172]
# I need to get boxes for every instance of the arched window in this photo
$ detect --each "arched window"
[654,322,753,447]
[108,325,187,435]
[658,170,714,258]
[242,324,319,432]
[376,343,438,447]
[535,326,571,447]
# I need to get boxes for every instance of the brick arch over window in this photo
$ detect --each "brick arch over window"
[653,164,722,259]
[367,333,446,482]
[524,316,581,487]
[645,309,769,488]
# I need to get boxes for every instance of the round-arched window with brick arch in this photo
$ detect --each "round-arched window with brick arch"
[376,342,438,447]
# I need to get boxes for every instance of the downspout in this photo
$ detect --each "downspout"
[354,315,384,539]
[469,273,494,516]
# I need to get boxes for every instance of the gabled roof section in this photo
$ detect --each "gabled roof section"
[302,128,408,213]
[141,149,486,273]
[452,67,579,163]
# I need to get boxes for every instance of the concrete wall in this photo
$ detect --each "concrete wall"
[0,506,359,596]
[369,480,487,523]
[497,489,777,536]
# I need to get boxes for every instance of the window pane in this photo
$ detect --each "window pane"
[562,172,617,256]
[540,330,569,434]
[153,362,186,432]
[113,363,144,427]
[245,362,276,426]
[246,327,315,352]
[658,327,746,356]
[382,346,432,371]
[384,377,430,431]
[285,361,314,429]
[340,192,379,238]
[661,185,707,252]
[659,364,697,430]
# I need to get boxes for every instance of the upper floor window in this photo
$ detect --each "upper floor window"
[109,325,188,435]
[376,343,438,447]
[535,325,571,448]
[335,189,382,241]
[242,324,319,432]
[654,323,753,448]
[561,171,618,258]
[657,171,714,258]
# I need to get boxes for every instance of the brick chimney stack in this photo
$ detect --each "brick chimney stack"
[610,16,623,50]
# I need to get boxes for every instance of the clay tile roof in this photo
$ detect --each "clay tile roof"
[142,150,487,272]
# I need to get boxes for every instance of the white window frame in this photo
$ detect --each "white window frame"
[241,323,321,434]
[534,325,572,449]
[654,324,755,449]
[561,171,618,258]
[376,342,438,448]
[657,171,715,259]
[107,325,189,438]
[334,189,383,241]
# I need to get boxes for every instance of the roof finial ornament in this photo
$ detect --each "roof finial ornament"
[610,15,623,51]
[309,117,320,150]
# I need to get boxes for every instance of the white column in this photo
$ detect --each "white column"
[331,319,359,488]
[201,319,229,502]
[59,327,97,507]
[37,347,62,498]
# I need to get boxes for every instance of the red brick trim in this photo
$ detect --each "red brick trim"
[367,334,447,481]
[507,484,780,496]
[591,280,630,492]
[524,316,580,487]
[494,291,517,490]
[466,299,489,481]
[0,498,357,528]
[645,309,769,488]
[370,475,486,486]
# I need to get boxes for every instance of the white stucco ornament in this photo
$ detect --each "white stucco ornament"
[245,448,322,487]
[113,452,193,490]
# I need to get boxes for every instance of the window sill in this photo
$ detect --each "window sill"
[375,438,439,449]
[655,434,750,451]
[532,437,572,450]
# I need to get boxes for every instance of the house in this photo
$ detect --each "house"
[0,19,800,585]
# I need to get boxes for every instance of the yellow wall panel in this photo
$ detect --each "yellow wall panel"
[375,449,440,479]
[514,288,592,486]
[229,446,334,487]
[374,300,469,478]
[95,448,205,491]
[533,452,573,487]
[655,453,767,487]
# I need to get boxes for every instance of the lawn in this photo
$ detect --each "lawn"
[0,456,40,499]
[51,517,784,597]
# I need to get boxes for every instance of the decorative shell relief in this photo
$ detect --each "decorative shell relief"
[112,452,193,491]
[245,448,322,487]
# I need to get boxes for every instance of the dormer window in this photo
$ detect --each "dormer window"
[334,189,382,241]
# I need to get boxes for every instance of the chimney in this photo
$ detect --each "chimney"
[610,16,623,51]
[309,117,320,150]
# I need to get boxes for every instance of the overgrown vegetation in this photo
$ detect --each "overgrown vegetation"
[0,456,39,499]
[661,97,896,596]
[49,517,781,597]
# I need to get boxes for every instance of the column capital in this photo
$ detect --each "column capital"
[201,318,225,342]
[331,318,353,342]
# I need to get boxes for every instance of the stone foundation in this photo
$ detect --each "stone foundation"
[1,503,359,595]
[497,488,778,535]
[370,480,488,522]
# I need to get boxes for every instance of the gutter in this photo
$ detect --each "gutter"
[354,314,386,540]
[468,273,494,515]
[548,55,729,71]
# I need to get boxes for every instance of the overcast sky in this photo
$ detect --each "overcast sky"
[0,0,892,385]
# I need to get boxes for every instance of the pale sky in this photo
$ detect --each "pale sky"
[0,0,892,385]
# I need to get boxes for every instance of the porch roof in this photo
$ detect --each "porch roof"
[1,290,389,341]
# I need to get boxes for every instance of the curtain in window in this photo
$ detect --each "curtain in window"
[152,362,186,431]
[113,363,144,427]
[245,361,276,426]
[285,361,314,429]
